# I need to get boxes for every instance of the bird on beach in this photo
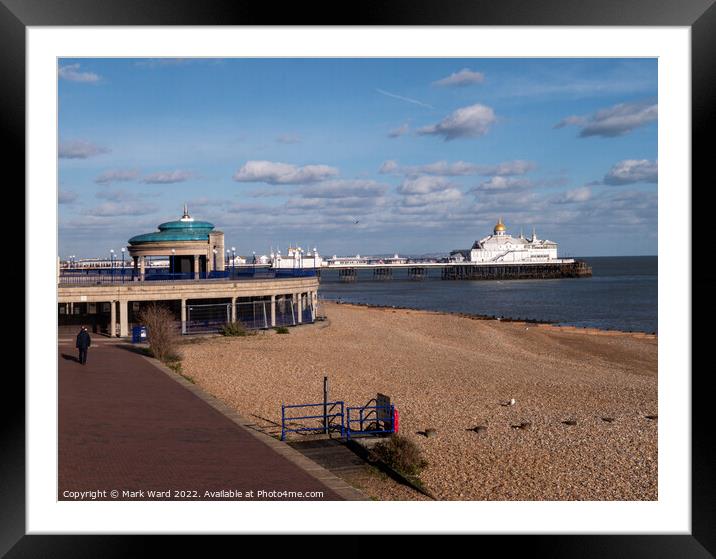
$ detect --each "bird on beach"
[500,398,516,407]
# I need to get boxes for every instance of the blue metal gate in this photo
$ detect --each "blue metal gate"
[281,401,345,441]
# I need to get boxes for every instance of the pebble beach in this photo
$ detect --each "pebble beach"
[179,302,658,501]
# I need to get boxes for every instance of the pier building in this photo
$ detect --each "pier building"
[451,218,559,264]
[58,207,319,337]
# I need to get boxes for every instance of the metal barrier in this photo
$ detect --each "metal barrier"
[281,401,345,441]
[346,404,396,439]
[186,303,231,333]
[184,299,314,333]
[236,300,271,330]
[275,297,297,327]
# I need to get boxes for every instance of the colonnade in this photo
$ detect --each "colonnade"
[102,290,318,337]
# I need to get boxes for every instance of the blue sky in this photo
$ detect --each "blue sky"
[58,58,657,258]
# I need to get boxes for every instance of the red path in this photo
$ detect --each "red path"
[58,339,343,501]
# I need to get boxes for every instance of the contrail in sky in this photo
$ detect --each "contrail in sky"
[376,88,434,109]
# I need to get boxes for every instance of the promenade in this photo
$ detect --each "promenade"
[58,337,353,501]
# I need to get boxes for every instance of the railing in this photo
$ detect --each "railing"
[346,404,396,439]
[280,400,397,441]
[58,267,318,285]
[57,269,136,284]
[281,401,345,441]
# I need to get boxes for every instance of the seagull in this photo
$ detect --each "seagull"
[500,398,516,407]
[350,216,360,224]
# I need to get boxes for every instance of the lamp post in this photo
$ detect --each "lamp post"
[212,248,217,276]
[121,247,125,281]
[231,247,236,276]
[110,249,115,281]
[171,248,176,278]
[226,249,230,268]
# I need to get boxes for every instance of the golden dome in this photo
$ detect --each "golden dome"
[494,217,507,233]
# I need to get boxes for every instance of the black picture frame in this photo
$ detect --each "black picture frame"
[5,0,712,554]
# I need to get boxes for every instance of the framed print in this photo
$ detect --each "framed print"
[5,0,713,554]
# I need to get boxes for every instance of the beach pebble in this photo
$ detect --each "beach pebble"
[177,300,657,501]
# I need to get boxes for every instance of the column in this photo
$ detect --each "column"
[231,297,237,323]
[270,295,276,327]
[110,300,116,337]
[181,299,187,334]
[311,291,317,321]
[139,256,146,281]
[296,293,302,324]
[119,299,129,338]
[193,255,199,280]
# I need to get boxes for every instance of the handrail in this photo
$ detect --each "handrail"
[281,401,345,441]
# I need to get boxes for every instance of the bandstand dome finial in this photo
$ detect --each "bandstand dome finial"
[181,203,193,222]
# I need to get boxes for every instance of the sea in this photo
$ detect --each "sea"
[317,256,657,334]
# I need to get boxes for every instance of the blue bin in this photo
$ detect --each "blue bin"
[132,325,148,343]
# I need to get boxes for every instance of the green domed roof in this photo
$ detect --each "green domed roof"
[128,206,216,244]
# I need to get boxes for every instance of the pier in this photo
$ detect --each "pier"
[324,260,592,282]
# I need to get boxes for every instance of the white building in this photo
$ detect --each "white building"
[452,218,564,263]
[272,246,323,269]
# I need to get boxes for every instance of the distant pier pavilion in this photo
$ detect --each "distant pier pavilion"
[58,206,319,337]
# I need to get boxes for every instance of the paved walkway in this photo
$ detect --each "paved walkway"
[58,340,353,501]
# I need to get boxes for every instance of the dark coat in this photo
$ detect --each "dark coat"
[76,330,91,349]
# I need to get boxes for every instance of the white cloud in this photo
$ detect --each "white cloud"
[276,133,302,144]
[58,63,100,83]
[401,188,463,207]
[397,176,454,195]
[59,139,109,159]
[555,100,657,138]
[379,160,400,174]
[141,170,194,184]
[59,190,78,204]
[96,189,140,202]
[299,180,388,199]
[388,123,410,138]
[554,186,592,204]
[418,104,497,141]
[603,159,658,185]
[382,159,536,177]
[285,196,385,213]
[473,176,533,192]
[95,169,140,184]
[433,68,485,87]
[80,202,159,217]
[233,160,339,185]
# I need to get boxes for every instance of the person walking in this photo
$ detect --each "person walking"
[76,326,91,365]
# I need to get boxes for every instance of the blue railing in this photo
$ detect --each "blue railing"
[59,267,318,284]
[281,401,345,441]
[346,405,396,439]
[280,401,396,441]
[58,269,136,284]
